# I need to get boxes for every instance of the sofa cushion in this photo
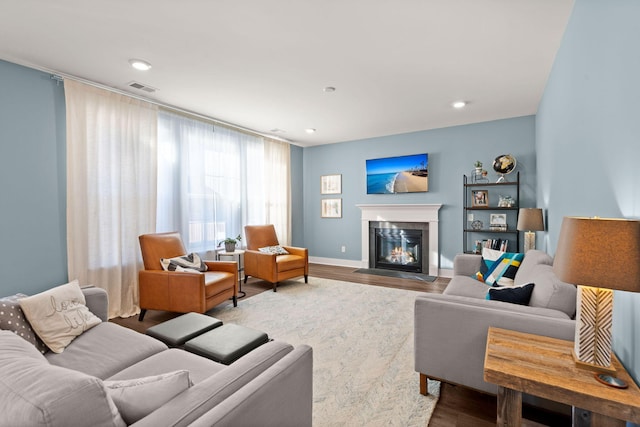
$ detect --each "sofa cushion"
[46,322,167,379]
[0,293,49,354]
[0,331,125,427]
[527,264,577,318]
[443,275,490,299]
[479,248,524,286]
[487,283,535,305]
[108,348,224,385]
[105,370,192,424]
[161,253,208,272]
[514,249,554,286]
[18,280,102,353]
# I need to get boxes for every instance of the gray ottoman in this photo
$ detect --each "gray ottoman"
[146,312,223,347]
[184,323,269,365]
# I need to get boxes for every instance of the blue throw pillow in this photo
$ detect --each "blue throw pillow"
[487,283,535,305]
[478,248,524,287]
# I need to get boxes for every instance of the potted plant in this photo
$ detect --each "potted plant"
[474,160,483,174]
[219,234,242,252]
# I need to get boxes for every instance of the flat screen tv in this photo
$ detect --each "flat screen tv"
[366,153,428,194]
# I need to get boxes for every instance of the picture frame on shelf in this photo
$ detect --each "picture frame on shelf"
[321,198,342,218]
[490,213,507,231]
[320,174,342,194]
[472,190,489,207]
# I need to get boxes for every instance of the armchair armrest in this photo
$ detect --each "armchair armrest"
[282,246,308,258]
[244,250,277,282]
[204,261,237,275]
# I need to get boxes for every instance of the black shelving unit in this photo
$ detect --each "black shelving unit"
[463,172,520,254]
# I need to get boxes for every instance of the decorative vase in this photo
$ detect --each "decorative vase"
[224,242,236,252]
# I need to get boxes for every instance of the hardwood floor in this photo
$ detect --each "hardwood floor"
[112,263,570,426]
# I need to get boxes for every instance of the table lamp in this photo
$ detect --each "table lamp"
[517,208,544,252]
[553,216,640,375]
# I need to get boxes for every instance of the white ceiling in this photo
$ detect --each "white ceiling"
[0,0,574,147]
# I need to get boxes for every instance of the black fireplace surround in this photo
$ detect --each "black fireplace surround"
[369,221,429,274]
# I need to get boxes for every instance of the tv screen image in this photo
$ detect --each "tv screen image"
[366,153,428,194]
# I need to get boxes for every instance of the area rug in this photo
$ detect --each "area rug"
[209,277,440,426]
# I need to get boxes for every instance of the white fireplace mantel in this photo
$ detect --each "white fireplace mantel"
[356,204,442,276]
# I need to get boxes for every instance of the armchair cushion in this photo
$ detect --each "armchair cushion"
[161,253,208,272]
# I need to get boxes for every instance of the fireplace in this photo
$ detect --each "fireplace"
[369,221,428,273]
[374,228,423,272]
[357,204,442,276]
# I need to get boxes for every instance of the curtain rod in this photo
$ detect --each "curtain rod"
[48,72,293,144]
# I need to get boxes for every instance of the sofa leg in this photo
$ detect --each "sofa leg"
[304,274,308,283]
[233,296,238,307]
[138,309,147,322]
[419,373,429,396]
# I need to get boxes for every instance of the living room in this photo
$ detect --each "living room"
[1,0,640,426]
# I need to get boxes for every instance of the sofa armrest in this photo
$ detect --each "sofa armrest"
[414,293,575,394]
[453,253,482,277]
[132,341,294,427]
[189,345,313,427]
[82,286,109,322]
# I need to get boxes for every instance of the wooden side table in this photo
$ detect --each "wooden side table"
[483,327,640,427]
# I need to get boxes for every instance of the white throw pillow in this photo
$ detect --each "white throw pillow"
[18,280,102,353]
[258,245,290,255]
[104,370,192,424]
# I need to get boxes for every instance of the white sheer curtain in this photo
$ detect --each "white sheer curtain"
[157,110,267,252]
[65,80,158,318]
[264,138,291,244]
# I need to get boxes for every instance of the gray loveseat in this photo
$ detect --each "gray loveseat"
[415,249,576,395]
[0,287,312,427]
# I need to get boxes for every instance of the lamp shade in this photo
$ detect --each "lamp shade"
[553,216,640,292]
[517,208,544,231]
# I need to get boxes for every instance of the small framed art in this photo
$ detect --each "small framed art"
[321,198,342,218]
[472,190,489,207]
[321,174,342,194]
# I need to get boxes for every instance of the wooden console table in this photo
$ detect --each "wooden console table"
[483,327,640,426]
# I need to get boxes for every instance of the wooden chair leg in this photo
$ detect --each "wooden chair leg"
[420,373,429,396]
[138,309,147,322]
[244,275,248,284]
[304,274,308,283]
[232,296,238,307]
[273,282,278,292]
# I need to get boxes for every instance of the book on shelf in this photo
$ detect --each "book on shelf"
[475,239,508,253]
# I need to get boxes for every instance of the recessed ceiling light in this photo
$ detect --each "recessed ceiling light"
[452,101,467,109]
[129,59,152,71]
[305,128,316,134]
[323,86,336,93]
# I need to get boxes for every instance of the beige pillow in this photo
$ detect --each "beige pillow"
[19,280,102,353]
[104,370,192,424]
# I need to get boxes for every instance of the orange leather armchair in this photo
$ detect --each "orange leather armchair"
[138,232,237,321]
[244,225,308,292]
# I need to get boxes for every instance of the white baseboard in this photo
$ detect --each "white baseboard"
[310,256,454,279]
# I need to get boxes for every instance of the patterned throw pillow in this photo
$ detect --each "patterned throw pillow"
[478,248,524,287]
[487,283,535,305]
[0,294,49,354]
[160,253,208,272]
[258,245,290,255]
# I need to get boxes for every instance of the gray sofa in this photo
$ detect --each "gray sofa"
[415,249,576,395]
[0,287,312,427]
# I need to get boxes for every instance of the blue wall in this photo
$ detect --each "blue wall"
[0,60,68,296]
[536,0,640,390]
[302,116,537,269]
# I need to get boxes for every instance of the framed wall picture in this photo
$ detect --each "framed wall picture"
[472,190,489,207]
[321,198,342,218]
[321,174,342,194]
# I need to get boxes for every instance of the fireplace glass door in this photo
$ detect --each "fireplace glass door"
[374,228,422,273]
